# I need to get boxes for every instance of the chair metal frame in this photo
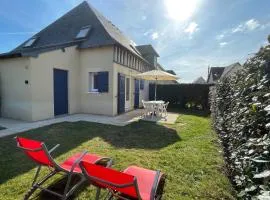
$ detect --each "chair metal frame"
[15,137,112,200]
[79,161,163,200]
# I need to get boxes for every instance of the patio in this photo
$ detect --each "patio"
[0,110,178,138]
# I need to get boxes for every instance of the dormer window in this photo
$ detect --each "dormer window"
[75,26,91,39]
[24,38,37,47]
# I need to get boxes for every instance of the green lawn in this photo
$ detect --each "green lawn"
[0,113,235,199]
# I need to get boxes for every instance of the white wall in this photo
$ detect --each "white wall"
[30,46,80,121]
[0,46,150,121]
[0,57,32,121]
[79,46,115,116]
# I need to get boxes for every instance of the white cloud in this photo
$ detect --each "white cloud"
[245,19,260,30]
[184,22,199,34]
[232,18,260,33]
[219,42,228,47]
[151,32,159,40]
[143,30,151,36]
[216,34,225,40]
[232,24,244,33]
[141,15,147,20]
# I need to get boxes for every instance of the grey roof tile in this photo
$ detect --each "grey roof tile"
[0,1,146,59]
[135,45,159,57]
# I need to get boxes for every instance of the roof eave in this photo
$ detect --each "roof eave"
[0,52,24,59]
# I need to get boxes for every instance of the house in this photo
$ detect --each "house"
[207,62,242,84]
[207,67,225,84]
[0,1,160,121]
[193,76,206,84]
[220,62,242,79]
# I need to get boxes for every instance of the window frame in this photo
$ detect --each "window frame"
[88,71,109,93]
[75,26,91,39]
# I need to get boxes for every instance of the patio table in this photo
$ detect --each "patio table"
[143,100,165,116]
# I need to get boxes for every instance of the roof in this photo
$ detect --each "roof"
[207,67,225,83]
[193,76,206,84]
[166,70,176,75]
[0,1,145,60]
[156,63,165,71]
[220,62,242,79]
[135,45,159,57]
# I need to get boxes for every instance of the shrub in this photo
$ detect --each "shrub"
[149,83,212,112]
[211,37,270,199]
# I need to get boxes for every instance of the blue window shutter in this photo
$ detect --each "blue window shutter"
[94,74,99,89]
[97,72,109,92]
[140,80,144,90]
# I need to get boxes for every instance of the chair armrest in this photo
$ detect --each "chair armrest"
[48,144,60,153]
[150,171,161,200]
[106,159,113,167]
[70,151,88,173]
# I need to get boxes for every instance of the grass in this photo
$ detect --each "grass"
[0,113,235,199]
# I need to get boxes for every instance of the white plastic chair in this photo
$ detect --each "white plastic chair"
[160,102,169,119]
[142,100,152,118]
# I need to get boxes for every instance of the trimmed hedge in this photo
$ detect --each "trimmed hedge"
[211,39,270,199]
[149,83,212,111]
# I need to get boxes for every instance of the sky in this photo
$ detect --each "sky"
[0,0,270,82]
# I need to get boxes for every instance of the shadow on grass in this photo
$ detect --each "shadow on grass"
[0,120,180,185]
[168,107,210,117]
[32,175,85,200]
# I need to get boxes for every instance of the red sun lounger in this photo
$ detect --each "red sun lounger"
[15,136,112,200]
[79,161,166,200]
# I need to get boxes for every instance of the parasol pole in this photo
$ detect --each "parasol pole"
[155,77,157,101]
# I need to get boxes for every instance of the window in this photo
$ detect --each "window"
[126,78,130,100]
[114,46,118,61]
[89,71,109,93]
[127,53,130,66]
[120,50,123,63]
[124,51,127,65]
[76,26,91,39]
[117,47,120,62]
[24,38,37,47]
[140,79,144,90]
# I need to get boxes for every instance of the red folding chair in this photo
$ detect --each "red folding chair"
[79,161,166,200]
[15,136,112,200]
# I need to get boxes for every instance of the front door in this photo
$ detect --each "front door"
[53,69,68,116]
[134,79,140,109]
[117,73,125,114]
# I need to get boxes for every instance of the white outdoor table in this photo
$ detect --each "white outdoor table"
[144,100,165,116]
[144,100,164,104]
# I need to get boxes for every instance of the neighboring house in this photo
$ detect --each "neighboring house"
[220,62,242,79]
[0,1,160,121]
[193,76,206,84]
[207,67,225,84]
[207,62,242,84]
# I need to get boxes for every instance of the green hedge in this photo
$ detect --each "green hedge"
[210,37,270,199]
[149,83,212,111]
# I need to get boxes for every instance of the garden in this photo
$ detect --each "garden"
[0,113,234,199]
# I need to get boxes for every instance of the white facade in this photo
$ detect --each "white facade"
[0,46,150,121]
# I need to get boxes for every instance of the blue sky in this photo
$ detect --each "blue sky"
[0,0,270,82]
